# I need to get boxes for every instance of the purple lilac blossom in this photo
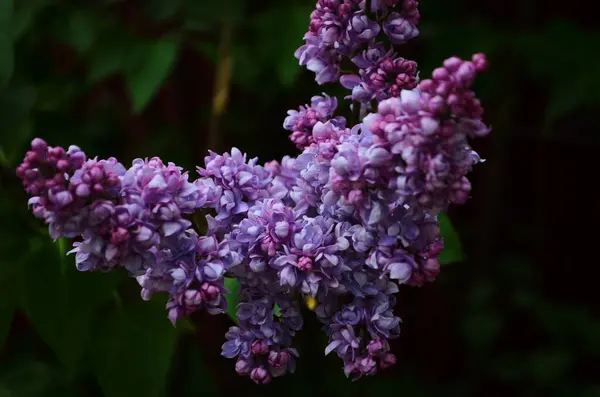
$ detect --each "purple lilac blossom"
[383,12,419,44]
[197,148,272,235]
[17,139,88,239]
[340,52,419,103]
[19,0,491,384]
[295,0,381,85]
[221,289,302,383]
[17,139,236,322]
[361,54,490,214]
[283,93,344,149]
[315,288,401,380]
[296,0,421,88]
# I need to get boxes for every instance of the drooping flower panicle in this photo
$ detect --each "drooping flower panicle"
[18,0,490,384]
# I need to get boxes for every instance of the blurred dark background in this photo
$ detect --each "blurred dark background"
[0,0,599,396]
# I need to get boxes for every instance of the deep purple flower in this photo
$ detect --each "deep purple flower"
[250,366,272,384]
[351,43,390,68]
[340,53,418,103]
[347,12,380,42]
[222,326,256,358]
[383,13,419,44]
[284,94,344,149]
[197,148,272,234]
[70,157,125,198]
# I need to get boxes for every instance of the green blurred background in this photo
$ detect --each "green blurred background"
[1,0,599,396]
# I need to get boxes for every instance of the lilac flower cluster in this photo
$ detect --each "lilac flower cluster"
[17,140,259,324]
[296,0,420,103]
[18,0,491,385]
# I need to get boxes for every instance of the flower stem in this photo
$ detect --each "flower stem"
[208,0,233,152]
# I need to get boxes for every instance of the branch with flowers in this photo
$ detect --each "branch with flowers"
[16,0,489,385]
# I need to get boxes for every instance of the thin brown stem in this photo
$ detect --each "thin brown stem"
[207,0,233,153]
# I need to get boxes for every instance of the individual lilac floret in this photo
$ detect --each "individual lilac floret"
[283,94,345,149]
[233,198,296,277]
[197,148,272,235]
[70,157,126,199]
[346,11,380,43]
[383,12,419,44]
[340,51,418,103]
[295,35,342,85]
[264,156,300,205]
[287,120,356,217]
[273,215,350,295]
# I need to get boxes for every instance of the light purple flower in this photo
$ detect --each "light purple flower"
[347,12,380,42]
[383,13,419,44]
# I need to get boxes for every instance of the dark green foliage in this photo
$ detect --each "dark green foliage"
[438,214,464,264]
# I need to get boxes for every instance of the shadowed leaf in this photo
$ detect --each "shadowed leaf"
[438,214,464,264]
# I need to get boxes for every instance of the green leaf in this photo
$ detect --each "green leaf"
[275,5,311,86]
[252,4,311,87]
[86,29,133,82]
[224,277,239,322]
[19,237,123,373]
[124,37,179,113]
[0,0,14,88]
[438,214,464,264]
[91,297,179,397]
[11,0,47,40]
